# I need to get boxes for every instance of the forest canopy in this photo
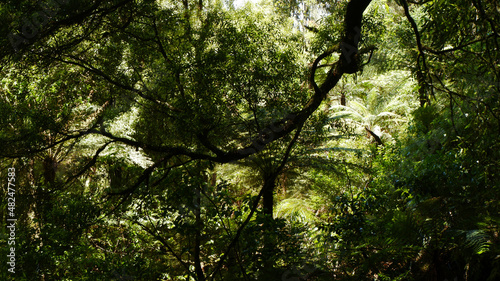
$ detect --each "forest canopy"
[1,0,499,280]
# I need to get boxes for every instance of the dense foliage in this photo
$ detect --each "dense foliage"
[1,0,499,280]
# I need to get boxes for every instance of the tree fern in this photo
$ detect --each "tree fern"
[274,198,317,223]
[457,229,490,255]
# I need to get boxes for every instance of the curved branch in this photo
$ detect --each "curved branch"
[133,219,194,278]
[15,0,374,167]
[400,0,431,106]
[214,0,373,162]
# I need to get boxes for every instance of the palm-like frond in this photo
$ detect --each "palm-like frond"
[274,198,317,223]
[458,229,491,255]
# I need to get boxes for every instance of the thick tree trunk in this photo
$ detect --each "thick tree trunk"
[262,174,277,216]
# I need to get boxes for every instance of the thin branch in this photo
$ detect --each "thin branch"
[207,176,266,280]
[133,219,194,278]
[208,121,305,279]
[104,156,171,217]
[422,34,497,55]
[1,127,96,158]
[401,0,432,105]
[64,141,113,186]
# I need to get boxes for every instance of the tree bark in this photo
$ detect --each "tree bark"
[365,127,384,146]
[262,173,277,216]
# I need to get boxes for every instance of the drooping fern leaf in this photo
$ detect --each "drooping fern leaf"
[459,229,490,255]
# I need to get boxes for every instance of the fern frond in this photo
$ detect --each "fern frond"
[274,198,317,223]
[460,229,490,255]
